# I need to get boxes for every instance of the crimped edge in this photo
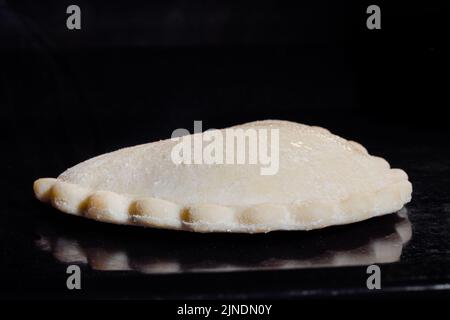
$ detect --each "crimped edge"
[33,175,412,233]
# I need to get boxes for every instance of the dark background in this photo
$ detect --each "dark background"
[0,0,449,300]
[1,0,447,179]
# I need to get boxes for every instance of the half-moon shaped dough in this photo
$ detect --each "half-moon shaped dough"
[34,120,412,233]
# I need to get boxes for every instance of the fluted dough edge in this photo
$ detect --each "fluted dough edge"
[33,177,412,233]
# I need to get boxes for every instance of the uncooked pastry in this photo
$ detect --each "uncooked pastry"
[33,120,412,233]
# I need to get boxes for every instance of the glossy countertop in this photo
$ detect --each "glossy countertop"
[2,115,450,299]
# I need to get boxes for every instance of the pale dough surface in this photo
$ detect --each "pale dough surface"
[34,120,412,233]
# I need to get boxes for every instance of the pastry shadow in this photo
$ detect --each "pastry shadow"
[34,208,411,273]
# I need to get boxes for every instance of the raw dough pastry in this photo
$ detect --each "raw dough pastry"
[34,120,412,233]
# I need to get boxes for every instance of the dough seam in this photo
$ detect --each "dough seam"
[34,177,412,233]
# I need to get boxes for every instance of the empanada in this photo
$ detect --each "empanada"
[34,120,412,233]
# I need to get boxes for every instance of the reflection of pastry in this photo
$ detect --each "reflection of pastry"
[35,209,412,273]
[34,120,412,233]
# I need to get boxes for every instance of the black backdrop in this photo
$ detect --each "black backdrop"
[1,0,447,171]
[1,0,447,180]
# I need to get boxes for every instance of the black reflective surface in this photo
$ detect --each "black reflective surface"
[35,210,411,273]
[2,118,449,299]
[1,1,449,299]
